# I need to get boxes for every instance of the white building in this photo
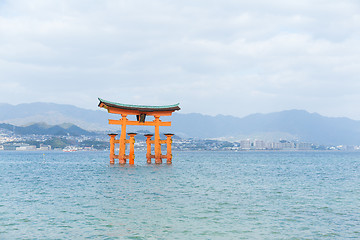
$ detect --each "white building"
[280,142,295,150]
[16,145,37,151]
[296,142,312,150]
[254,140,266,150]
[240,140,251,150]
[38,144,52,151]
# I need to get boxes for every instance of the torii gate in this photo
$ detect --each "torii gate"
[98,98,180,164]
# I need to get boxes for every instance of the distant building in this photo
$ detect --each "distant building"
[254,140,266,150]
[280,141,295,150]
[38,144,51,151]
[3,143,22,150]
[240,140,251,150]
[336,145,345,150]
[296,142,312,150]
[344,145,356,151]
[268,142,281,150]
[16,145,36,151]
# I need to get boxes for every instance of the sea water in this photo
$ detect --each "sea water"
[0,151,359,239]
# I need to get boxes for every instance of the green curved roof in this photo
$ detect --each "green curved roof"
[98,98,180,112]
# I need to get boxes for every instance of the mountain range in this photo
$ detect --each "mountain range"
[1,102,360,145]
[0,122,95,136]
[0,102,108,130]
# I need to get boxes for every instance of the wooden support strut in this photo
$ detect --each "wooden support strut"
[154,116,162,164]
[127,133,137,165]
[108,133,118,164]
[118,114,127,164]
[164,134,174,164]
[145,134,153,164]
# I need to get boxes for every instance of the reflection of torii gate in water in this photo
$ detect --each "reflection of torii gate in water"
[98,98,180,164]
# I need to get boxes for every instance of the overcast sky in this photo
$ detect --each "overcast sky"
[0,0,359,119]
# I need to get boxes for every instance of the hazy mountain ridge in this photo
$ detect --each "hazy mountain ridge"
[0,102,110,130]
[0,122,95,136]
[1,102,360,145]
[172,110,360,144]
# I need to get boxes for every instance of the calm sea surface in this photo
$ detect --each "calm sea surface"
[0,151,359,239]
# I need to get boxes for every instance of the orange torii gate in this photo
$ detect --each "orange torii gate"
[98,98,180,164]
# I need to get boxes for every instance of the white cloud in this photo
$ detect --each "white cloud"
[0,0,360,119]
